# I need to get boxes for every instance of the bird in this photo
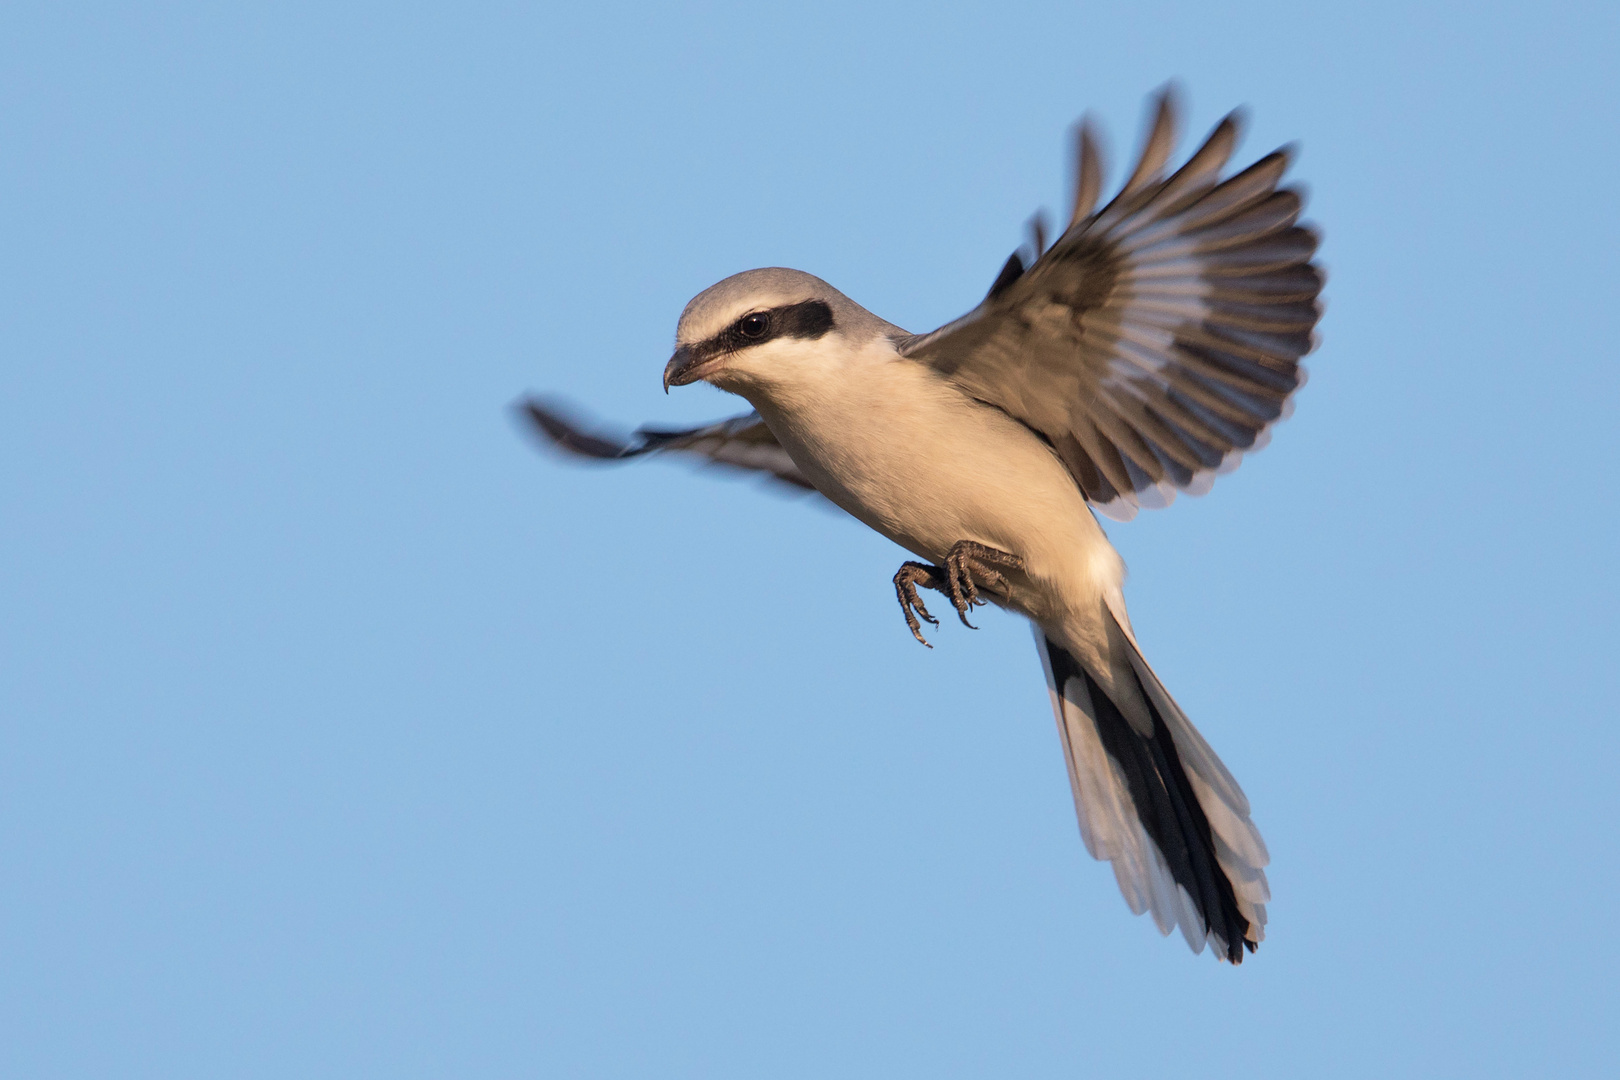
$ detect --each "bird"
[518,87,1323,964]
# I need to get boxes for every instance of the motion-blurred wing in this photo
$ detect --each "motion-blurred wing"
[901,87,1324,521]
[515,395,817,492]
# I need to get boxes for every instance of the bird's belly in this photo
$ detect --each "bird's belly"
[752,373,1120,619]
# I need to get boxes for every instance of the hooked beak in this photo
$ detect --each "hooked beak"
[662,345,719,393]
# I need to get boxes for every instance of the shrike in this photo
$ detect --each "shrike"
[520,88,1323,963]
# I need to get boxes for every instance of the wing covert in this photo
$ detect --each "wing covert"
[901,87,1324,521]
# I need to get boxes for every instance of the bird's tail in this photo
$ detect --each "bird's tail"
[1035,619,1270,962]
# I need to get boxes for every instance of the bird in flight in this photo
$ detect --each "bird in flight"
[519,87,1323,963]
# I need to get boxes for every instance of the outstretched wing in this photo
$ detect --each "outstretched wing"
[515,395,818,492]
[901,87,1324,521]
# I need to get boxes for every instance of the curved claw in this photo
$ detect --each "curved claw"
[894,561,944,647]
[943,549,980,626]
[943,540,1025,629]
[890,543,1024,644]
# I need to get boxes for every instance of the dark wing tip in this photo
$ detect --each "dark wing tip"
[1150,78,1185,110]
[1204,108,1247,161]
[986,251,1026,300]
[1203,105,1250,152]
[1069,114,1106,226]
[1120,83,1183,196]
[1027,210,1049,258]
[511,394,636,460]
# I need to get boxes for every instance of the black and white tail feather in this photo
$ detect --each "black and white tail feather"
[1037,617,1269,963]
[518,87,1307,964]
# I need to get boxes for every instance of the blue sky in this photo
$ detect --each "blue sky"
[3,1,1617,1076]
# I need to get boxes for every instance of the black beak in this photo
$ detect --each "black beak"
[662,345,703,393]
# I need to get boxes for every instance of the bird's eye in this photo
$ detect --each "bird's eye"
[738,312,770,340]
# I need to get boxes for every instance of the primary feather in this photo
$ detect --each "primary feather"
[901,88,1323,520]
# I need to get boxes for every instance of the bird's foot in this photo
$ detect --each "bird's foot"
[942,540,1025,627]
[892,541,1024,647]
[894,561,944,647]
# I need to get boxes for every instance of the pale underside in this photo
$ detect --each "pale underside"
[519,87,1314,960]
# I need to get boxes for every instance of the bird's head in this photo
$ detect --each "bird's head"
[662,268,898,398]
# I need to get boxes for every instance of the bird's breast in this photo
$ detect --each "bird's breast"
[747,360,1114,612]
